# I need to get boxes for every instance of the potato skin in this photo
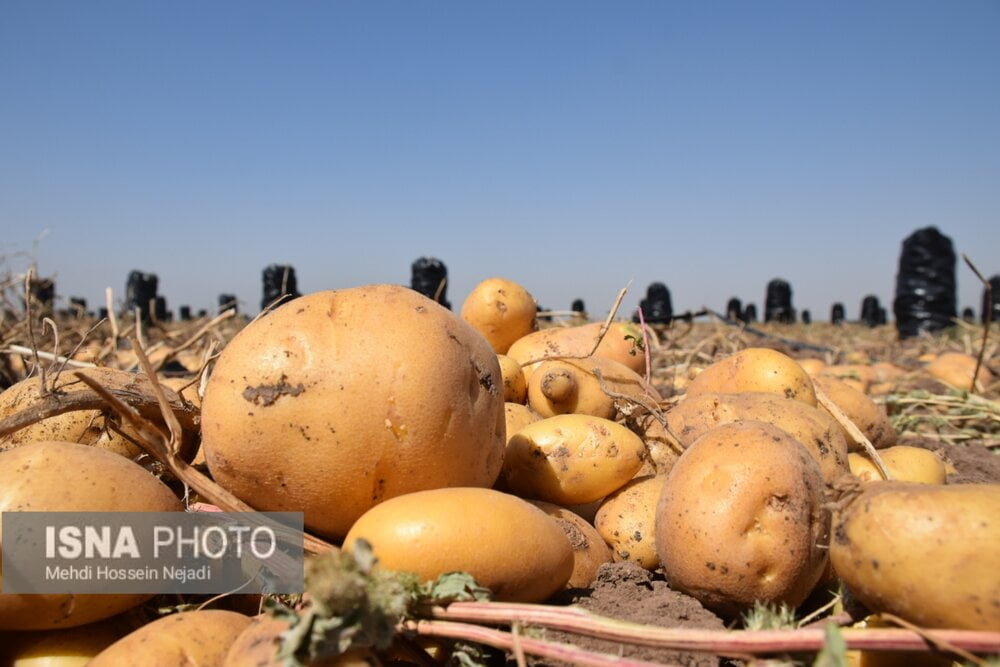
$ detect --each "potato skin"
[655,421,830,618]
[344,488,573,603]
[90,610,252,667]
[926,352,996,392]
[460,277,538,354]
[813,376,896,451]
[503,414,646,505]
[0,441,183,631]
[830,482,1000,631]
[528,501,612,589]
[685,348,817,406]
[664,392,849,485]
[526,356,657,420]
[202,285,506,539]
[848,446,947,485]
[498,354,527,403]
[595,475,665,570]
[507,321,646,379]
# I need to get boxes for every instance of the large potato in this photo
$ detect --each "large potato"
[684,348,817,406]
[0,441,183,630]
[89,610,252,667]
[663,392,849,484]
[202,285,506,540]
[507,321,647,379]
[344,488,573,603]
[655,421,829,617]
[813,376,896,451]
[460,277,537,354]
[830,482,1000,631]
[526,355,658,420]
[503,414,646,505]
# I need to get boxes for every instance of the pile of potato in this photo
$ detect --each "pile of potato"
[0,277,998,665]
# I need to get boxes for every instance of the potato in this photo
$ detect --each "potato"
[684,348,817,406]
[830,482,1000,631]
[460,278,538,354]
[632,413,683,476]
[89,610,253,666]
[848,446,947,484]
[344,488,573,603]
[0,616,132,666]
[0,441,183,630]
[528,501,612,589]
[663,392,849,485]
[202,285,505,540]
[595,475,665,570]
[497,354,527,403]
[796,358,826,376]
[503,414,646,505]
[926,352,995,392]
[655,421,829,617]
[813,376,896,451]
[504,402,542,444]
[526,355,658,420]
[819,364,877,393]
[507,321,647,379]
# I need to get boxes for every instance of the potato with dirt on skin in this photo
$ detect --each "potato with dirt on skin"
[526,355,659,420]
[344,487,573,603]
[663,391,849,485]
[926,351,996,392]
[0,441,183,631]
[503,414,646,505]
[528,500,613,589]
[595,475,665,571]
[848,446,948,485]
[506,321,648,380]
[813,375,896,451]
[655,421,830,618]
[504,402,542,444]
[460,277,538,355]
[89,610,252,667]
[201,285,506,540]
[498,354,527,403]
[684,347,817,406]
[830,482,1000,631]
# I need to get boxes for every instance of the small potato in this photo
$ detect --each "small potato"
[0,441,183,631]
[684,348,817,406]
[503,414,646,505]
[663,392,849,485]
[595,475,665,570]
[830,482,1000,631]
[507,321,647,379]
[526,356,657,420]
[820,364,877,393]
[343,488,573,603]
[90,610,253,667]
[504,402,542,444]
[528,501,613,589]
[813,376,896,451]
[498,355,527,403]
[926,352,996,392]
[632,413,683,476]
[796,358,826,376]
[460,277,537,354]
[848,446,947,484]
[656,421,830,618]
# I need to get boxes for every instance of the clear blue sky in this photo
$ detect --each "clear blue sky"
[2,1,998,320]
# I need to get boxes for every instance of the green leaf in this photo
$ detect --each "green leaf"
[424,572,493,604]
[813,622,848,667]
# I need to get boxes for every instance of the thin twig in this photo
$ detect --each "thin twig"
[4,345,97,368]
[962,254,992,395]
[24,269,47,396]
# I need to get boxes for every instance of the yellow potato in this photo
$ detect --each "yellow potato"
[595,475,665,570]
[498,354,527,403]
[656,421,829,618]
[663,392,849,485]
[344,488,573,603]
[684,348,817,406]
[848,446,947,484]
[820,364,877,393]
[796,358,826,375]
[503,414,646,505]
[507,321,647,379]
[526,355,658,420]
[504,402,542,444]
[529,501,613,589]
[90,610,253,666]
[0,441,183,631]
[460,277,538,354]
[813,376,896,451]
[632,413,683,476]
[926,352,995,392]
[830,482,1000,631]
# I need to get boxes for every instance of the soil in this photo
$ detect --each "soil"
[537,562,726,667]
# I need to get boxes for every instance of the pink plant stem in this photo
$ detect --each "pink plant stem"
[429,602,1000,654]
[406,620,675,667]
